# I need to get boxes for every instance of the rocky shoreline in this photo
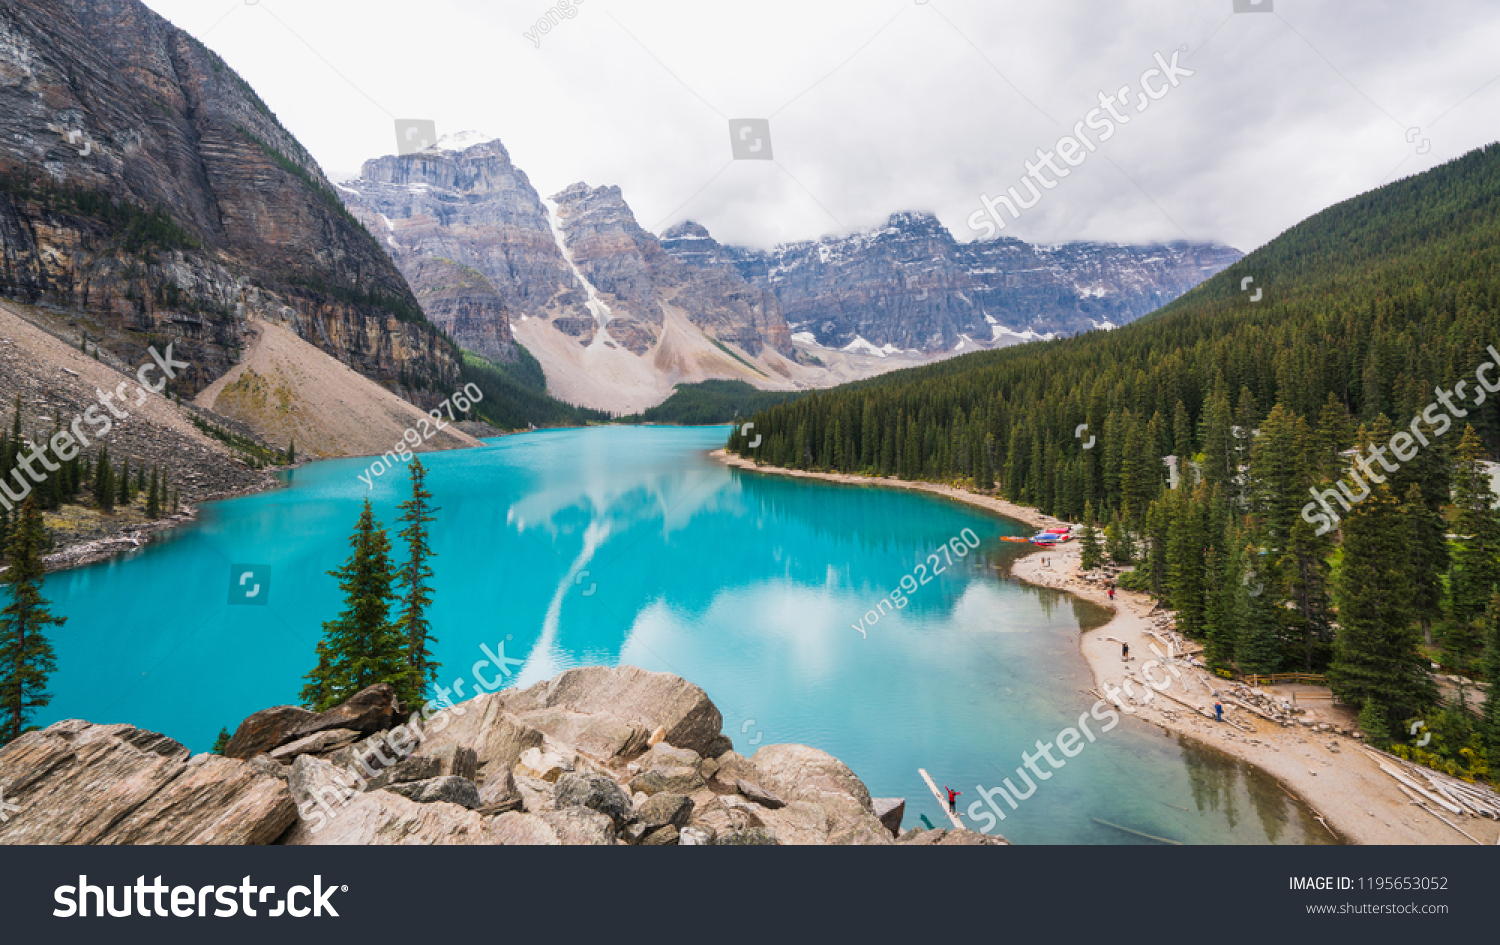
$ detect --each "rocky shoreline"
[0,665,1006,846]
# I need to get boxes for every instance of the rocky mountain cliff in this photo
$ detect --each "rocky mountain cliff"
[339,136,810,413]
[0,0,458,405]
[663,211,1242,354]
[0,665,1006,846]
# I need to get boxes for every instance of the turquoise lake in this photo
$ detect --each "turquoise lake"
[39,425,1331,845]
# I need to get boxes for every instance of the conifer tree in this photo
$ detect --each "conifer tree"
[1236,541,1282,674]
[1279,515,1334,671]
[1481,592,1500,770]
[1448,425,1500,654]
[1172,400,1193,460]
[1104,509,1131,565]
[117,456,131,506]
[146,466,161,518]
[300,499,416,711]
[1167,485,1208,638]
[95,447,115,512]
[1142,494,1171,598]
[1078,501,1103,572]
[210,727,232,755]
[1403,482,1447,648]
[0,496,63,746]
[1313,393,1355,481]
[395,458,440,693]
[1328,482,1435,733]
[1202,528,1241,671]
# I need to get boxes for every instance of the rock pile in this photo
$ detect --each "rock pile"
[0,665,1008,846]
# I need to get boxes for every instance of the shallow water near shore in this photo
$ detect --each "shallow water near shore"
[40,425,1334,844]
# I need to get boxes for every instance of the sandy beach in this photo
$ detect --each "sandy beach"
[713,450,1500,845]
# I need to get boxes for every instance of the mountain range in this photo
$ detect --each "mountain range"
[338,133,1241,412]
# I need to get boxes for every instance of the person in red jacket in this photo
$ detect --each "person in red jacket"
[945,785,960,814]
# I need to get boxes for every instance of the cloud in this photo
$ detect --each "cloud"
[146,0,1500,253]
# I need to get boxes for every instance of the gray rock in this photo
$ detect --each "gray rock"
[366,744,479,790]
[484,811,562,845]
[538,807,616,845]
[872,797,905,837]
[635,793,694,829]
[477,767,521,813]
[679,825,714,845]
[249,755,289,782]
[640,824,679,845]
[269,728,362,761]
[748,744,891,844]
[283,757,492,845]
[514,774,556,813]
[505,666,725,759]
[396,691,545,780]
[289,684,400,740]
[629,766,706,796]
[703,735,734,759]
[383,776,482,810]
[224,705,318,760]
[514,746,574,783]
[627,743,703,775]
[553,772,633,829]
[0,722,294,845]
[735,778,786,809]
[712,827,779,845]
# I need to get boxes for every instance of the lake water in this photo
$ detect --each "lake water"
[39,425,1333,844]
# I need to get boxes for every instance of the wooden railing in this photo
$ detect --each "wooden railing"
[1241,673,1328,687]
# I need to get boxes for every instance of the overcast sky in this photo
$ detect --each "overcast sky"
[140,0,1500,253]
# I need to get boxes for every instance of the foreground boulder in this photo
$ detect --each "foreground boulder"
[223,705,317,761]
[0,721,295,844]
[222,684,400,761]
[7,666,1007,846]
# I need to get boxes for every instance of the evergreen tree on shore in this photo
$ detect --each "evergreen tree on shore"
[1078,501,1103,572]
[395,458,440,694]
[1328,482,1435,733]
[300,499,415,711]
[0,496,63,746]
[1447,426,1500,656]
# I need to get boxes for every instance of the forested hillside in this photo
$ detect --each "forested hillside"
[622,380,807,425]
[728,143,1500,779]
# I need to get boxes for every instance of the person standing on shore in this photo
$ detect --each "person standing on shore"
[1122,642,1129,662]
[1215,701,1224,722]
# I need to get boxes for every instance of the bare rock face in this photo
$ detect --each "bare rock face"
[340,139,793,377]
[282,755,491,846]
[551,184,793,358]
[553,772,632,829]
[414,692,545,781]
[383,776,482,810]
[0,721,295,844]
[507,665,724,760]
[223,704,317,760]
[872,797,906,837]
[665,211,1242,353]
[0,0,459,404]
[746,743,893,845]
[268,728,362,761]
[289,684,400,740]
